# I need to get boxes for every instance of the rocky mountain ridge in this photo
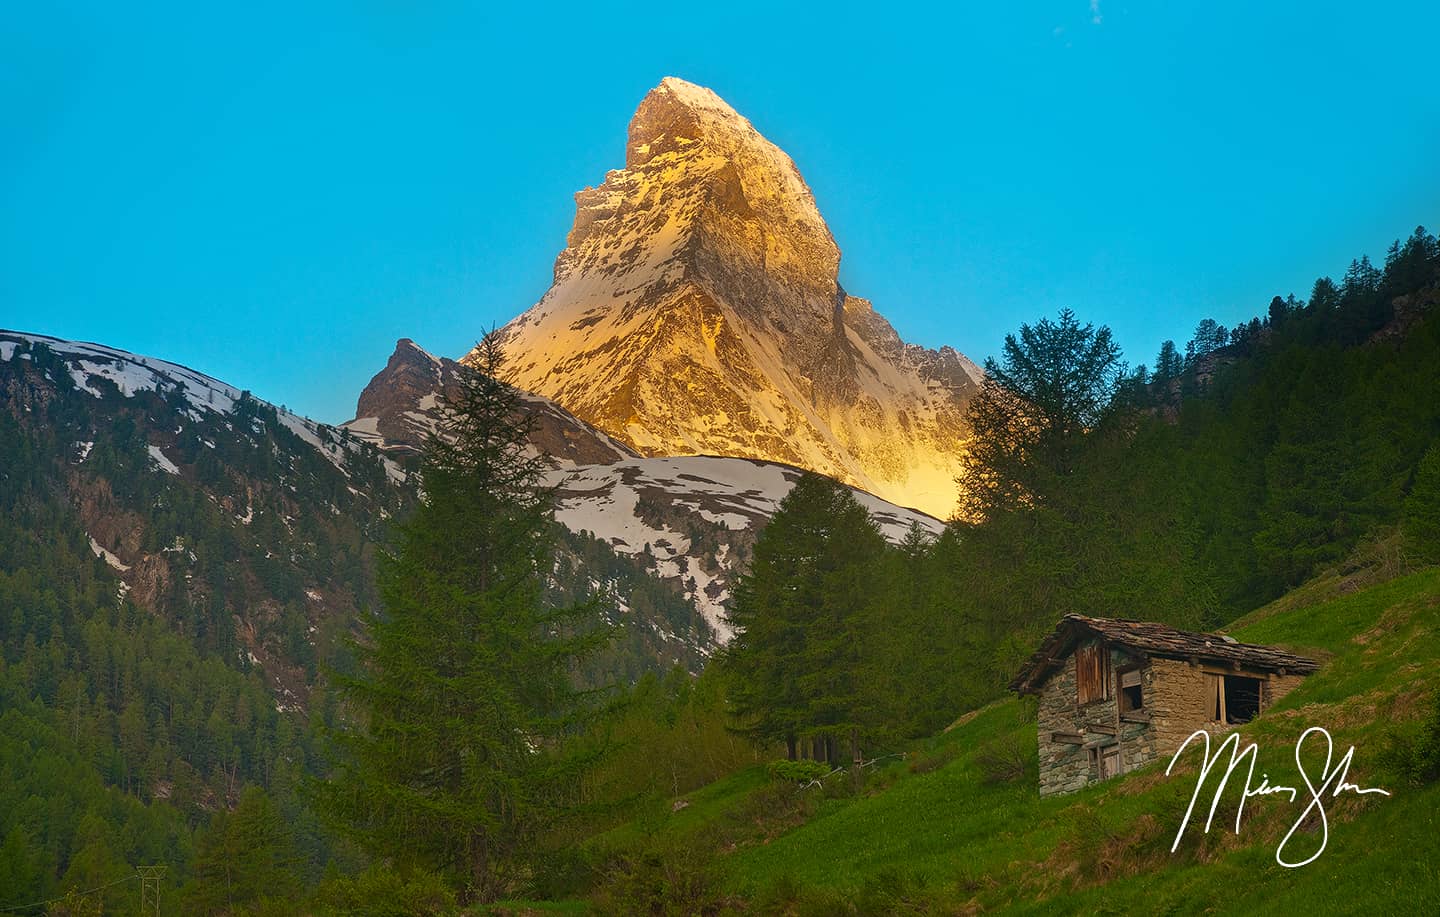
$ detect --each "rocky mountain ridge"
[0,330,714,704]
[344,337,636,466]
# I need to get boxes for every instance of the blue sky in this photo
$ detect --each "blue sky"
[5,2,1439,423]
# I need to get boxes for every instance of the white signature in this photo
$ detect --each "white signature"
[1165,726,1391,867]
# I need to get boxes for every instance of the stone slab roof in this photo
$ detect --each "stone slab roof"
[1010,613,1320,695]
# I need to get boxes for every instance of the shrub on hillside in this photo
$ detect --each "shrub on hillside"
[766,759,832,784]
[976,733,1037,785]
[753,867,954,916]
[589,842,740,916]
[907,743,960,775]
[1382,690,1440,786]
[309,865,456,916]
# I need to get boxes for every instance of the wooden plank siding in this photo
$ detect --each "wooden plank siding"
[1075,643,1112,705]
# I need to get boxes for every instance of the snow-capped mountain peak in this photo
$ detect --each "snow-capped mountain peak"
[483,77,980,519]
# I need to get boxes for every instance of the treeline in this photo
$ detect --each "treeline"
[550,526,714,685]
[1114,225,1440,611]
[956,226,1440,659]
[722,225,1440,757]
[0,344,417,912]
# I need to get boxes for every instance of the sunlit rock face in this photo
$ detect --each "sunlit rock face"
[481,77,981,518]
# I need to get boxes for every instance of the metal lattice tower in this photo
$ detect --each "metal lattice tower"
[137,865,166,916]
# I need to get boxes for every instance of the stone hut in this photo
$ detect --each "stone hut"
[1010,615,1319,797]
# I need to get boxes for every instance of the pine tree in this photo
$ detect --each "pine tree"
[0,825,42,908]
[322,333,602,902]
[722,474,828,759]
[956,308,1124,521]
[796,480,887,763]
[722,473,888,762]
[1187,318,1228,363]
[1153,340,1183,383]
[1403,443,1440,564]
[1310,276,1341,314]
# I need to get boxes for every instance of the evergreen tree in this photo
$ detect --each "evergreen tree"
[1268,294,1292,326]
[1343,255,1382,298]
[956,308,1124,521]
[1310,277,1341,314]
[1383,226,1440,293]
[1187,318,1228,363]
[1403,443,1440,564]
[184,787,301,914]
[722,473,887,762]
[1153,339,1183,384]
[322,333,602,902]
[796,481,888,762]
[863,524,971,738]
[0,825,43,908]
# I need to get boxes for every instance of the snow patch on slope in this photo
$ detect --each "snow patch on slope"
[147,444,181,475]
[1,330,406,484]
[87,536,130,572]
[547,455,944,640]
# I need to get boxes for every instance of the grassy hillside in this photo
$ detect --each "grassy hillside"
[584,564,1440,913]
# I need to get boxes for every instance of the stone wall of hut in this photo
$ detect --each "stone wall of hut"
[1035,649,1310,797]
[1035,640,1155,797]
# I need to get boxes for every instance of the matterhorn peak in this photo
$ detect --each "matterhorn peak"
[624,78,752,166]
[485,78,981,518]
[657,75,732,107]
[647,76,743,121]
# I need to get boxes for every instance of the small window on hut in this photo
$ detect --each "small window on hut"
[1119,669,1143,712]
[1224,675,1261,724]
[1075,644,1111,705]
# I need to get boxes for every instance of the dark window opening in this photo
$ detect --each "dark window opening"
[1224,675,1262,724]
[1121,684,1143,712]
[1119,670,1143,712]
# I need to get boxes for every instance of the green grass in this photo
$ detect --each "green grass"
[589,567,1440,912]
[483,901,592,915]
[585,762,772,853]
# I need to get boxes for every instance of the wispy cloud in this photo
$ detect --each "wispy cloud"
[1090,0,1103,25]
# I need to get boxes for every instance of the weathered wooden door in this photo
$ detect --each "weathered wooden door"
[1207,673,1226,723]
[1100,746,1122,779]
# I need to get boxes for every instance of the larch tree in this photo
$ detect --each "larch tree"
[321,332,603,903]
[1153,339,1183,383]
[1186,318,1228,364]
